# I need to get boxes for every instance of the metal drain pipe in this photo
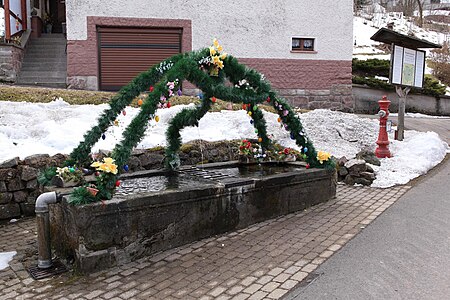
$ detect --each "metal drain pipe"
[35,192,61,269]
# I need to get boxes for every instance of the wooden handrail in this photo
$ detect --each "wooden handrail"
[3,0,27,41]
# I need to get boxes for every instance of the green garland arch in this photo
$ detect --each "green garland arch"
[62,43,334,204]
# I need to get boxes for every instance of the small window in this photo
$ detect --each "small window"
[292,38,315,52]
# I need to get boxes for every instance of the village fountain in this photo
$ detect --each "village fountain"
[35,40,336,274]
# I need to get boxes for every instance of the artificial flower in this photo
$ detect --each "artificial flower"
[91,157,118,174]
[221,53,227,60]
[317,151,331,164]
[213,38,219,47]
[209,46,216,56]
[213,55,221,64]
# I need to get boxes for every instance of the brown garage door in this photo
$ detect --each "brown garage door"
[98,27,182,91]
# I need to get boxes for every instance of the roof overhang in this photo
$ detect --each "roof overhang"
[370,28,441,49]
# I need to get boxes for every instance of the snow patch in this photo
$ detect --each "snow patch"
[0,251,16,271]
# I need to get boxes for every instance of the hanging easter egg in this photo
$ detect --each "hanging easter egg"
[211,96,217,103]
[253,105,257,111]
[155,115,160,122]
[303,147,308,153]
[197,92,204,99]
[122,110,126,116]
[266,96,271,103]
[115,180,121,187]
[69,167,75,173]
[305,164,310,169]
[95,171,100,177]
[177,89,182,96]
[82,168,90,175]
[258,137,262,143]
[114,120,119,126]
[242,104,247,110]
[167,102,171,108]
[137,99,143,106]
[250,120,254,125]
[102,134,106,140]
[248,111,252,116]
[255,129,258,134]
[284,124,289,130]
[277,117,281,123]
[149,86,154,92]
[290,132,295,139]
[123,165,129,172]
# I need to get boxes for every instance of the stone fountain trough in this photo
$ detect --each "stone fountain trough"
[49,161,336,273]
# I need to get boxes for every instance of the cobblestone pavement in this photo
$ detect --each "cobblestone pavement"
[0,184,410,300]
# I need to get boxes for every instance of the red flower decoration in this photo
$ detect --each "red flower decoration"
[284,148,290,155]
[266,96,271,103]
[149,86,154,92]
[167,102,171,108]
[305,164,310,169]
[115,180,121,187]
[211,97,217,103]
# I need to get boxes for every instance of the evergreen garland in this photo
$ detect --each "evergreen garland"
[51,41,333,204]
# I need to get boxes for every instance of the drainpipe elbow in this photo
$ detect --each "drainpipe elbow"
[35,192,61,214]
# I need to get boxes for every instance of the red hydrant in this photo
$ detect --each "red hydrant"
[375,96,391,158]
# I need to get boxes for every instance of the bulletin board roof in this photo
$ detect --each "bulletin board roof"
[371,28,441,49]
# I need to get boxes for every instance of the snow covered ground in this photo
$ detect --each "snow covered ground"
[353,9,449,61]
[0,251,16,271]
[0,100,448,188]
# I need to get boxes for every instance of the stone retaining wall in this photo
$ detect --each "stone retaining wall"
[0,140,240,220]
[0,44,24,83]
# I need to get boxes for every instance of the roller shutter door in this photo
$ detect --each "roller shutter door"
[98,27,182,91]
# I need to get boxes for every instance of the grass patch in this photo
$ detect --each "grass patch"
[0,84,277,112]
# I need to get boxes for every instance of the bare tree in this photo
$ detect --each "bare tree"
[417,0,424,27]
[397,0,416,16]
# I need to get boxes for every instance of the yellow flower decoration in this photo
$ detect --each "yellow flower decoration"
[317,151,331,164]
[213,38,219,48]
[217,45,223,52]
[91,157,118,174]
[209,46,216,56]
[216,60,224,69]
[220,53,227,60]
[212,55,221,64]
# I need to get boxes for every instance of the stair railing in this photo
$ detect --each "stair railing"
[1,0,27,42]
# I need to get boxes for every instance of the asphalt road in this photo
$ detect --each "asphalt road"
[286,156,450,300]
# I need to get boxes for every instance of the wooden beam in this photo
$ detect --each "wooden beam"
[4,0,10,40]
[21,0,27,29]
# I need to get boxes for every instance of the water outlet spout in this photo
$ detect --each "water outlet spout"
[35,191,61,269]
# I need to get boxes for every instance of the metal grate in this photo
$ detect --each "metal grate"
[27,259,68,280]
[181,166,235,181]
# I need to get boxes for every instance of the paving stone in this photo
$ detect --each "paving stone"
[261,281,280,293]
[248,291,268,300]
[267,288,288,299]
[209,286,226,297]
[0,185,409,299]
[243,283,263,294]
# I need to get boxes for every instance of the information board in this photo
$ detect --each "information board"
[390,45,426,88]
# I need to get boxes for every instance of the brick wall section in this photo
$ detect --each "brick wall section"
[239,58,353,112]
[67,16,192,90]
[0,44,24,82]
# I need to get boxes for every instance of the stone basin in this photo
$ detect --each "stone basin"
[49,161,336,273]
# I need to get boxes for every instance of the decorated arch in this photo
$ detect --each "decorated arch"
[56,39,333,203]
